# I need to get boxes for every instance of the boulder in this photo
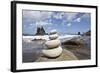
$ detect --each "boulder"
[37,49,78,62]
[49,34,58,40]
[49,29,57,35]
[42,46,62,58]
[45,39,61,49]
[35,26,46,35]
[62,36,85,46]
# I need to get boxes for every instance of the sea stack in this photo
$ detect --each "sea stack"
[42,30,62,58]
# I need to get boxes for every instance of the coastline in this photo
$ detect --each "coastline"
[22,35,91,63]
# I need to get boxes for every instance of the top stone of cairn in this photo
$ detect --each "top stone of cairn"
[49,29,58,40]
[49,29,57,35]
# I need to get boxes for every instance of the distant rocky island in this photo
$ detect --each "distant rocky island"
[23,26,47,36]
[35,26,47,35]
[23,26,91,37]
[82,30,91,36]
[84,30,91,36]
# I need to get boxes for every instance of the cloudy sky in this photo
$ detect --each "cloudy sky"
[22,10,91,35]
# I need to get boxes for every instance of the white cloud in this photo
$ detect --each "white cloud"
[81,13,90,18]
[23,10,88,27]
[53,12,64,19]
[67,23,72,27]
[64,13,78,21]
[36,21,52,27]
[23,10,53,21]
[23,10,54,26]
[73,13,90,23]
[29,23,34,26]
[52,12,78,21]
[74,18,81,22]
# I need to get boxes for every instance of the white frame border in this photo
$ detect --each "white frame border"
[16,3,97,70]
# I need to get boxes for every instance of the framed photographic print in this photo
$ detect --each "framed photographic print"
[11,1,98,72]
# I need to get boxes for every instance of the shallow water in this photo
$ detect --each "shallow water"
[22,40,45,62]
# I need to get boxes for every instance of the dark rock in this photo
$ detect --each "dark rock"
[35,26,46,35]
[78,32,81,35]
[62,37,85,46]
[83,30,91,36]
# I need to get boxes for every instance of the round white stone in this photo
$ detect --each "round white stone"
[49,29,57,35]
[49,34,58,40]
[45,39,60,48]
[42,46,62,57]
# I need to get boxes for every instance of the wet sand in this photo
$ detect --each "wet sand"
[62,44,90,60]
[62,36,91,60]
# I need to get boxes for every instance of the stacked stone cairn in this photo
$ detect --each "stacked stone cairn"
[42,30,63,58]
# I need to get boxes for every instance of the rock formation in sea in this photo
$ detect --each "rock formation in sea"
[35,26,46,35]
